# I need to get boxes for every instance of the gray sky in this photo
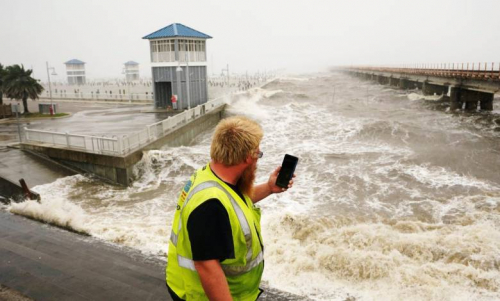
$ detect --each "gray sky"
[1,0,499,81]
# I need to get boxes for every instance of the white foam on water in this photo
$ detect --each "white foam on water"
[8,175,90,234]
[83,196,173,257]
[261,211,500,301]
[408,92,443,101]
[225,88,274,120]
[375,162,497,191]
[277,75,311,82]
[263,89,284,98]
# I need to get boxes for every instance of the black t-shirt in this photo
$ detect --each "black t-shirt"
[187,176,247,261]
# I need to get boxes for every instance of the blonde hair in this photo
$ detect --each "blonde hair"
[211,116,263,166]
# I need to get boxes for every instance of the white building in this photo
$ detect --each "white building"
[143,23,212,110]
[64,59,86,85]
[124,61,140,81]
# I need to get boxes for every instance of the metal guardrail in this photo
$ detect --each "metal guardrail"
[41,92,154,102]
[24,98,225,156]
[345,62,500,81]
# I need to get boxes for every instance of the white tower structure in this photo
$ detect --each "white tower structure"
[64,59,86,85]
[124,61,140,81]
[143,23,212,110]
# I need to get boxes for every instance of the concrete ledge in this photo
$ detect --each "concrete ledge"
[19,105,225,186]
[20,144,142,169]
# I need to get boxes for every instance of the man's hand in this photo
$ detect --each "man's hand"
[267,166,295,193]
[252,166,296,203]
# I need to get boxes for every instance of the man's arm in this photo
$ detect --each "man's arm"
[187,200,235,300]
[194,260,233,301]
[252,182,273,204]
[251,166,295,204]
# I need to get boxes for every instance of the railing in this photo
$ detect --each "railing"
[345,62,500,80]
[24,129,121,155]
[23,97,225,156]
[41,92,154,102]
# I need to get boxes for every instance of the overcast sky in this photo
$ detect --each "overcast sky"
[1,0,499,81]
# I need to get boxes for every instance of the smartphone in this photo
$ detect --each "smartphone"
[275,154,298,188]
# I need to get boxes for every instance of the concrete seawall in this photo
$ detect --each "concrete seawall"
[20,105,225,186]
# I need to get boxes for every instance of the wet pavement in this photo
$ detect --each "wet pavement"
[2,99,171,136]
[0,211,305,301]
[0,211,170,301]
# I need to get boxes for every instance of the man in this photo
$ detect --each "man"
[166,116,295,300]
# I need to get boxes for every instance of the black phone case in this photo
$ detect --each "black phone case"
[276,155,298,188]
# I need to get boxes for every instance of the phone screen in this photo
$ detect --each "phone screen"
[276,154,298,188]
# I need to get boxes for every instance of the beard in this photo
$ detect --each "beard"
[238,161,257,199]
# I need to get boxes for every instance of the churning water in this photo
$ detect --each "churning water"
[9,72,500,300]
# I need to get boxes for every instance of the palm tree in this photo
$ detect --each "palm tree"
[3,64,43,113]
[0,63,5,105]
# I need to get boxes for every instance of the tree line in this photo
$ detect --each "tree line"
[0,63,44,114]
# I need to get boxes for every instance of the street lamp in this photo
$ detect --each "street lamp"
[184,49,191,110]
[176,62,183,110]
[122,68,132,103]
[221,64,229,85]
[46,62,57,115]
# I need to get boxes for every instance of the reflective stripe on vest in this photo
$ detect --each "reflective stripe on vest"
[177,250,264,276]
[170,180,262,276]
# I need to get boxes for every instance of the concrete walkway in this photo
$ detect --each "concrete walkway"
[0,211,305,301]
[0,211,170,301]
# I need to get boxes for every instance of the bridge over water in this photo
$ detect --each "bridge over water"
[343,63,500,110]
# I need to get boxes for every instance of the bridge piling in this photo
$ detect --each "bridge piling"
[389,77,399,87]
[450,87,494,111]
[465,100,478,111]
[479,93,494,110]
[422,82,448,96]
[450,87,463,110]
[399,78,414,90]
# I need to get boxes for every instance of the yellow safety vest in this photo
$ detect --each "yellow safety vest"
[167,163,264,301]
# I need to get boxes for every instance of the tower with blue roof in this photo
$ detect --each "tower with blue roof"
[64,59,86,85]
[143,23,212,110]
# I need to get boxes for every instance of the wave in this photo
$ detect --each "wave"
[261,212,500,301]
[408,92,445,101]
[262,79,299,90]
[8,175,91,235]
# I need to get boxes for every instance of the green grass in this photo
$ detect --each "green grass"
[22,112,69,118]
